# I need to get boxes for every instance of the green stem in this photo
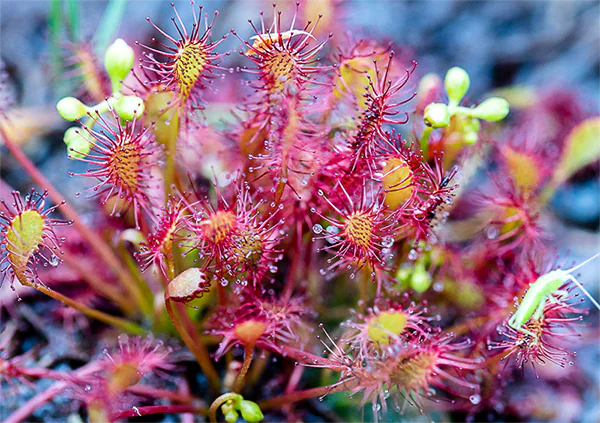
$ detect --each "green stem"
[21,278,144,334]
[209,393,243,423]
[2,130,139,315]
[420,126,433,158]
[165,298,220,393]
[118,243,154,316]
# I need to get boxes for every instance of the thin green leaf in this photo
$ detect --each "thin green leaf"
[49,0,64,82]
[93,0,128,53]
[66,0,80,41]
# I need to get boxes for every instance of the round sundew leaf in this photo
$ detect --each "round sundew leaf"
[174,42,208,102]
[367,311,408,345]
[7,209,45,269]
[554,117,600,184]
[165,267,209,303]
[334,56,377,107]
[501,146,540,194]
[382,158,414,209]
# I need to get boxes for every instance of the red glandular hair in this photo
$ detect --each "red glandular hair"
[349,56,416,174]
[0,190,69,287]
[315,325,481,419]
[138,2,226,112]
[233,3,331,109]
[311,181,397,294]
[70,109,162,228]
[489,294,586,375]
[185,180,285,288]
[206,293,312,359]
[137,195,188,278]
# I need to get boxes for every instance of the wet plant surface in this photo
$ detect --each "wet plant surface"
[0,1,599,422]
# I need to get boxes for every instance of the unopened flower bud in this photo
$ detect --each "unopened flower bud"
[444,66,470,105]
[165,268,210,303]
[463,118,480,145]
[239,400,264,422]
[222,401,239,423]
[410,263,432,293]
[395,266,411,284]
[105,38,135,90]
[56,97,88,121]
[64,127,94,158]
[471,97,510,121]
[224,409,239,423]
[424,103,450,128]
[114,95,145,121]
[463,130,478,145]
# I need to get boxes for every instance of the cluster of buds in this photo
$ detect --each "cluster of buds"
[57,39,145,158]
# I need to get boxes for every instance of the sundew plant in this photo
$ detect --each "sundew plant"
[1,1,599,422]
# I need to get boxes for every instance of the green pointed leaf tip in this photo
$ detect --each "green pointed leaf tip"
[555,117,600,183]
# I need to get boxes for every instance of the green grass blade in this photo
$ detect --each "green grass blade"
[93,0,128,53]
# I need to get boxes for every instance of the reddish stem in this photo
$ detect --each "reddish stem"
[2,130,141,314]
[114,405,206,420]
[165,299,220,393]
[258,380,356,410]
[232,344,254,393]
[4,362,102,423]
[259,343,346,371]
[125,385,195,403]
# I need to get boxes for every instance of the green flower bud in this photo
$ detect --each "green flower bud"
[410,263,432,293]
[114,95,145,121]
[239,400,264,422]
[471,97,510,121]
[395,266,411,284]
[224,408,239,423]
[105,38,135,91]
[56,97,88,121]
[64,127,93,158]
[444,67,470,105]
[424,103,450,128]
[463,130,478,145]
[463,117,480,145]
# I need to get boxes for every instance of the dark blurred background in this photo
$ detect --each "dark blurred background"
[1,1,599,106]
